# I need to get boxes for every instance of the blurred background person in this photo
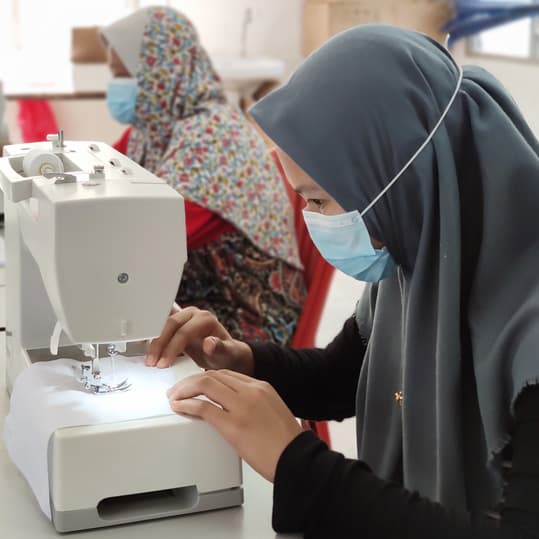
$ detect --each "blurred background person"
[100,7,306,362]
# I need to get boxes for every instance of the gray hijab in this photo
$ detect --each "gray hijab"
[250,24,539,514]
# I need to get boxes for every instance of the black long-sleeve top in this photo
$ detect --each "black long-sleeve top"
[250,316,539,538]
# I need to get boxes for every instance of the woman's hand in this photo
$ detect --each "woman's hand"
[167,370,303,482]
[146,306,254,374]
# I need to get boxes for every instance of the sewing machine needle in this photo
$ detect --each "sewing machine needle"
[92,344,101,379]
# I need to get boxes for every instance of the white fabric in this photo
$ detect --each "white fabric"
[3,355,200,519]
[100,8,151,76]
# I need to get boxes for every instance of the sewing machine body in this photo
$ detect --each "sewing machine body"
[0,139,243,531]
[45,345,243,532]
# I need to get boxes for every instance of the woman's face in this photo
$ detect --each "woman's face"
[275,147,384,249]
[275,147,345,216]
[107,47,131,78]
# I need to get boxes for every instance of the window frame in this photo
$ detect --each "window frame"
[466,15,539,63]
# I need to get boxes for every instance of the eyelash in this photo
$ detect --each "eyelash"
[308,199,324,207]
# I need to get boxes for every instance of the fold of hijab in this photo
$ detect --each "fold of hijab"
[103,7,301,268]
[251,24,539,514]
[101,9,150,76]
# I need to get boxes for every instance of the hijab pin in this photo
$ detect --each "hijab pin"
[394,390,404,406]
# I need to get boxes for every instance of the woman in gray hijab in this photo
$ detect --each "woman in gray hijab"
[150,24,539,538]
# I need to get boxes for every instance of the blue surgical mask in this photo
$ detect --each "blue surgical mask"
[303,209,395,282]
[106,78,138,125]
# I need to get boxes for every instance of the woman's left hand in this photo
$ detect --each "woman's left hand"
[167,370,303,482]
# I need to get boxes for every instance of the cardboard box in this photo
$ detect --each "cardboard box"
[303,0,455,55]
[71,27,107,64]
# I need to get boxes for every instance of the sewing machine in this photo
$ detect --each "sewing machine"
[0,134,243,531]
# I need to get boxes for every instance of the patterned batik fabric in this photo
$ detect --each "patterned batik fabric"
[176,232,307,346]
[127,6,302,269]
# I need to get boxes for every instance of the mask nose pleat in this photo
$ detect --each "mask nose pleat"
[302,209,396,282]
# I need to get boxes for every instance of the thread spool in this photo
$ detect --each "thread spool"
[22,149,64,177]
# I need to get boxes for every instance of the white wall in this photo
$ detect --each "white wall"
[5,0,303,144]
[171,0,303,72]
[7,4,539,144]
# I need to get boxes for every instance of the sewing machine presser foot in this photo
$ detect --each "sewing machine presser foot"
[79,364,132,394]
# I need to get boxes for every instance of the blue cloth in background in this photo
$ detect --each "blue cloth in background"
[445,0,539,45]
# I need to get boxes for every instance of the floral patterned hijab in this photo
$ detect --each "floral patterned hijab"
[105,6,301,268]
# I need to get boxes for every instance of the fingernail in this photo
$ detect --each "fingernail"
[156,358,168,368]
[145,355,155,366]
[206,337,218,353]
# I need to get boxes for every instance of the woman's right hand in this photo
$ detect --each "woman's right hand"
[145,306,254,374]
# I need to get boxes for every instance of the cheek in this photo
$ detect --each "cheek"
[324,201,347,216]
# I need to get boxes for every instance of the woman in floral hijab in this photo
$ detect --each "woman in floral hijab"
[101,7,305,356]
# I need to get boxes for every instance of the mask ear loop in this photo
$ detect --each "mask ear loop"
[360,51,463,218]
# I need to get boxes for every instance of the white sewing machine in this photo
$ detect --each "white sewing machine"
[0,134,243,531]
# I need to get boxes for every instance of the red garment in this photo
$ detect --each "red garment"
[17,100,58,142]
[113,128,233,249]
[111,126,132,154]
[184,202,234,249]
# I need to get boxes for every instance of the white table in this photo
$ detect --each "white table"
[0,335,299,538]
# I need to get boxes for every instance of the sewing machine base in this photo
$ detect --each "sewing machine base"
[7,344,244,532]
[48,413,243,532]
[51,486,243,532]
